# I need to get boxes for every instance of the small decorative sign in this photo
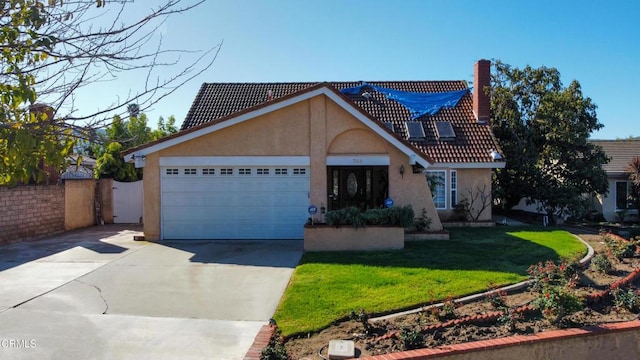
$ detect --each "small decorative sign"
[308,205,318,215]
[384,198,394,208]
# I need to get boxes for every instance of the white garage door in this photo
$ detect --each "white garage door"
[161,166,310,240]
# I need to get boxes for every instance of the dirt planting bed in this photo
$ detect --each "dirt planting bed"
[284,233,640,359]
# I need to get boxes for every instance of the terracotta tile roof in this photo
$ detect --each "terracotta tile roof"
[182,81,502,165]
[590,140,640,176]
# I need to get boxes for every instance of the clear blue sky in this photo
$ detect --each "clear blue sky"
[75,0,639,139]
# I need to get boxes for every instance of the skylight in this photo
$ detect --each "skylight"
[383,122,395,132]
[406,122,426,140]
[435,121,455,140]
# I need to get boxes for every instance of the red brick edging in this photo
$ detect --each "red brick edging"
[359,320,640,360]
[586,232,640,304]
[244,324,277,360]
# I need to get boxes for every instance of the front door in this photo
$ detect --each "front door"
[327,166,388,210]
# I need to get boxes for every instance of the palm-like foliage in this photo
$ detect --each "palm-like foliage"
[626,157,640,212]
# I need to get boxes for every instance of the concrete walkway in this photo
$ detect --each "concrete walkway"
[491,215,530,226]
[0,226,302,359]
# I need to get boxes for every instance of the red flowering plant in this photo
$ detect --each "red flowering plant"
[527,260,579,292]
[528,260,583,324]
[532,286,584,324]
[484,282,509,309]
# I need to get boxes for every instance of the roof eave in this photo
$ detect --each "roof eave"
[432,161,506,169]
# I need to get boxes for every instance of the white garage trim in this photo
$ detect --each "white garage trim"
[326,155,390,166]
[159,156,310,167]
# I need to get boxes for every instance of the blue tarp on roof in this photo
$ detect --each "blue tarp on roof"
[340,83,469,119]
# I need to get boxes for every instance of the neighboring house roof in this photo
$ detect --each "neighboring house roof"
[61,154,96,180]
[590,139,640,177]
[182,81,502,165]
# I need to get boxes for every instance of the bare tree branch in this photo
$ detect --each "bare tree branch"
[1,0,218,135]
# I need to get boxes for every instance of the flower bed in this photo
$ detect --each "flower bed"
[283,232,640,359]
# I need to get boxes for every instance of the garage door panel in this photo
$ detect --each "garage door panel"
[161,166,310,240]
[163,220,305,240]
[163,192,308,208]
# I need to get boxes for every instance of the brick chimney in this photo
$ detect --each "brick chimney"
[473,59,491,124]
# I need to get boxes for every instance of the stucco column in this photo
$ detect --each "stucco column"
[388,155,443,231]
[143,152,161,241]
[309,96,328,216]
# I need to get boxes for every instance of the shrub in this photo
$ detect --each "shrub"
[591,254,613,274]
[324,208,347,227]
[414,208,432,231]
[497,307,523,332]
[323,206,415,228]
[439,297,457,320]
[485,285,508,309]
[453,199,470,221]
[344,206,366,229]
[350,309,373,335]
[615,210,628,223]
[361,208,387,225]
[387,206,415,227]
[399,327,424,350]
[260,329,289,360]
[532,286,584,324]
[603,234,636,260]
[611,287,640,313]
[527,260,578,292]
[616,243,637,260]
[528,259,583,324]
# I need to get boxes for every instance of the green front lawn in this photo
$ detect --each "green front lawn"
[274,226,585,336]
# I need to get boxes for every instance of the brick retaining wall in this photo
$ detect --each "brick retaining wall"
[0,185,65,244]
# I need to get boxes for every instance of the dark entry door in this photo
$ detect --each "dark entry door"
[327,166,388,210]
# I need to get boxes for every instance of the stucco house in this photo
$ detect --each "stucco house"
[590,139,640,221]
[122,60,505,241]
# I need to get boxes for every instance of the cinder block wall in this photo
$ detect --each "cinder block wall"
[0,185,65,244]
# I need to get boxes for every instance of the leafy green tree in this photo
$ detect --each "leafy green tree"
[153,116,178,140]
[94,142,137,182]
[105,116,129,147]
[127,113,153,147]
[0,0,218,185]
[95,111,177,180]
[491,60,609,223]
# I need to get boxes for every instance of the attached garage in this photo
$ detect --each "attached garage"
[160,157,310,240]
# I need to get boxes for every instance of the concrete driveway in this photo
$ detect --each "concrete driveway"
[0,225,303,359]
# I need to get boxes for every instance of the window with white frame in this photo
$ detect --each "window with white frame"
[426,170,446,209]
[450,170,458,207]
[616,181,636,210]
